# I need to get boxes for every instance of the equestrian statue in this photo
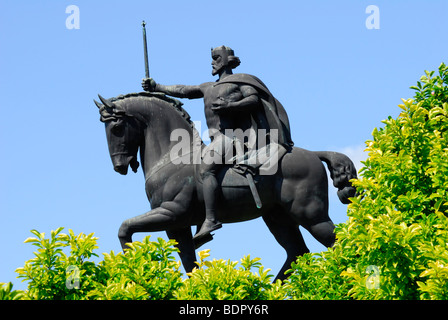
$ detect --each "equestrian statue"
[94,26,357,281]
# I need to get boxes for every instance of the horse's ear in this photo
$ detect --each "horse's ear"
[93,99,102,109]
[98,94,115,110]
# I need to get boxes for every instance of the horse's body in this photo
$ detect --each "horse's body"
[96,92,357,281]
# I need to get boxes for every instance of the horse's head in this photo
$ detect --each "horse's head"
[95,95,142,175]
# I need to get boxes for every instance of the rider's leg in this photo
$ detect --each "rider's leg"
[193,163,222,241]
[202,171,219,223]
[193,135,229,241]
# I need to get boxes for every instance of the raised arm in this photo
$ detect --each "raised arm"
[142,78,203,99]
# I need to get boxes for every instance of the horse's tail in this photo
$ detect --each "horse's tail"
[314,151,358,204]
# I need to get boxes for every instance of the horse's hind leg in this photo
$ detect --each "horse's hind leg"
[280,147,337,250]
[262,213,310,282]
[303,219,336,248]
[300,198,336,248]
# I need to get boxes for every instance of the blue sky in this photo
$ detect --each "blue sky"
[1,1,447,290]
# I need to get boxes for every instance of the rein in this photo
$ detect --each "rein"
[144,150,197,184]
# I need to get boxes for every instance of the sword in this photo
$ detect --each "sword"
[142,20,150,78]
[233,137,262,209]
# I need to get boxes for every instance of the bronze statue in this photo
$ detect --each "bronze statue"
[142,46,294,243]
[95,44,357,281]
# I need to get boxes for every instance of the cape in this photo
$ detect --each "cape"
[215,73,294,149]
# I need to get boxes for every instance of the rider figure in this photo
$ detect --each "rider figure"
[142,46,293,243]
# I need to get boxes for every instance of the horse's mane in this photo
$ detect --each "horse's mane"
[99,92,204,147]
[99,91,196,131]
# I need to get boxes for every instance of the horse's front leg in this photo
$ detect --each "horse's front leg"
[166,227,197,274]
[118,206,181,250]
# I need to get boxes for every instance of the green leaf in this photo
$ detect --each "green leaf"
[23,237,39,244]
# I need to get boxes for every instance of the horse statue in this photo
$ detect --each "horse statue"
[94,91,357,281]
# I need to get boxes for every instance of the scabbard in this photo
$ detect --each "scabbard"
[246,173,262,209]
[233,136,262,209]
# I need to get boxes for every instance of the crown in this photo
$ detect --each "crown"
[211,45,234,57]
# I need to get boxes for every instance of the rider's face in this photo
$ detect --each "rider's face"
[211,54,224,76]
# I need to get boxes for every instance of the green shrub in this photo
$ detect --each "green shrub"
[0,282,25,300]
[15,227,100,300]
[14,228,183,300]
[11,228,284,300]
[284,62,448,300]
[88,237,183,300]
[174,250,285,300]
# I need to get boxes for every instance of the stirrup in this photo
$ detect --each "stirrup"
[193,221,222,242]
[193,233,214,250]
